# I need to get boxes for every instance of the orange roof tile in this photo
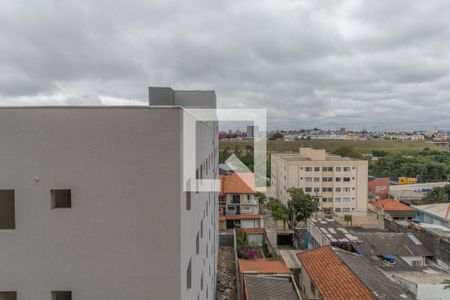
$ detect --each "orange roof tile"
[297,246,375,300]
[220,172,256,195]
[370,199,413,211]
[239,259,291,274]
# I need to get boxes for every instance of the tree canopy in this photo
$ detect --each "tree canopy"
[423,185,450,204]
[332,146,362,159]
[370,150,450,182]
[268,132,284,140]
[267,188,317,229]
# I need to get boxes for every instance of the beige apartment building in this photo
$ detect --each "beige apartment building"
[271,147,368,216]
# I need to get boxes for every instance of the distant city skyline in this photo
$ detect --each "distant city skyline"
[219,123,448,133]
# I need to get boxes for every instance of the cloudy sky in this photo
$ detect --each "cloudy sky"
[1,0,450,130]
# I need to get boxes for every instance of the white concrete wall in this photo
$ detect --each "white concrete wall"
[401,256,426,267]
[0,106,218,300]
[241,219,261,228]
[180,111,218,300]
[247,233,264,246]
[298,264,320,300]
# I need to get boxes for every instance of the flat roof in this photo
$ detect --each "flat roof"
[274,154,356,162]
[356,232,433,257]
[309,218,360,244]
[279,250,302,269]
[412,203,450,221]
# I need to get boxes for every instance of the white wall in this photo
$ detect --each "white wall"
[180,111,218,300]
[0,107,218,300]
[401,256,426,267]
[247,233,264,246]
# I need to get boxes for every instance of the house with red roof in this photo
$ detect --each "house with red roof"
[296,245,415,300]
[369,199,416,220]
[238,259,301,300]
[219,172,263,230]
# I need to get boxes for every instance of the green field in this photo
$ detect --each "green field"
[219,140,442,155]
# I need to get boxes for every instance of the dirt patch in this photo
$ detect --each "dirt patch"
[216,246,237,300]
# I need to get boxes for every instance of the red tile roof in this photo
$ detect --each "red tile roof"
[239,259,291,274]
[297,246,375,300]
[220,172,256,195]
[370,199,414,211]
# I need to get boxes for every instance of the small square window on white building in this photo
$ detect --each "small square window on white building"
[52,291,72,300]
[0,190,15,230]
[187,259,192,289]
[0,292,16,300]
[51,190,71,209]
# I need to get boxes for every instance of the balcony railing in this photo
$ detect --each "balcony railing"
[242,200,258,205]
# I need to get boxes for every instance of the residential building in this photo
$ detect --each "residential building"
[384,218,450,270]
[368,177,390,199]
[239,228,266,246]
[238,259,300,300]
[0,87,218,300]
[383,133,425,141]
[369,199,416,220]
[297,246,376,300]
[271,147,368,216]
[219,172,263,230]
[246,125,259,138]
[334,248,416,300]
[243,275,299,300]
[391,190,426,206]
[412,203,450,228]
[306,218,360,251]
[356,232,433,267]
[297,245,414,300]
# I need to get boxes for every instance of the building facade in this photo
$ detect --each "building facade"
[412,203,450,228]
[368,177,390,199]
[0,87,218,300]
[271,147,368,216]
[219,172,262,230]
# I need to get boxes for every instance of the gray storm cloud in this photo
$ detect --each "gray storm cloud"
[1,0,450,130]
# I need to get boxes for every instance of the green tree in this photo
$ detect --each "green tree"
[344,214,353,227]
[423,185,450,204]
[267,189,318,230]
[256,192,266,212]
[372,150,387,157]
[332,146,362,159]
[442,279,450,289]
[369,151,450,182]
[269,132,284,140]
[286,188,318,229]
[267,197,289,229]
[220,146,231,163]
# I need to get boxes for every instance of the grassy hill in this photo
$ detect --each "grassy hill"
[219,140,442,155]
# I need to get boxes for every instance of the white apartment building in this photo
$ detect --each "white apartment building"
[0,87,218,300]
[271,147,368,216]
